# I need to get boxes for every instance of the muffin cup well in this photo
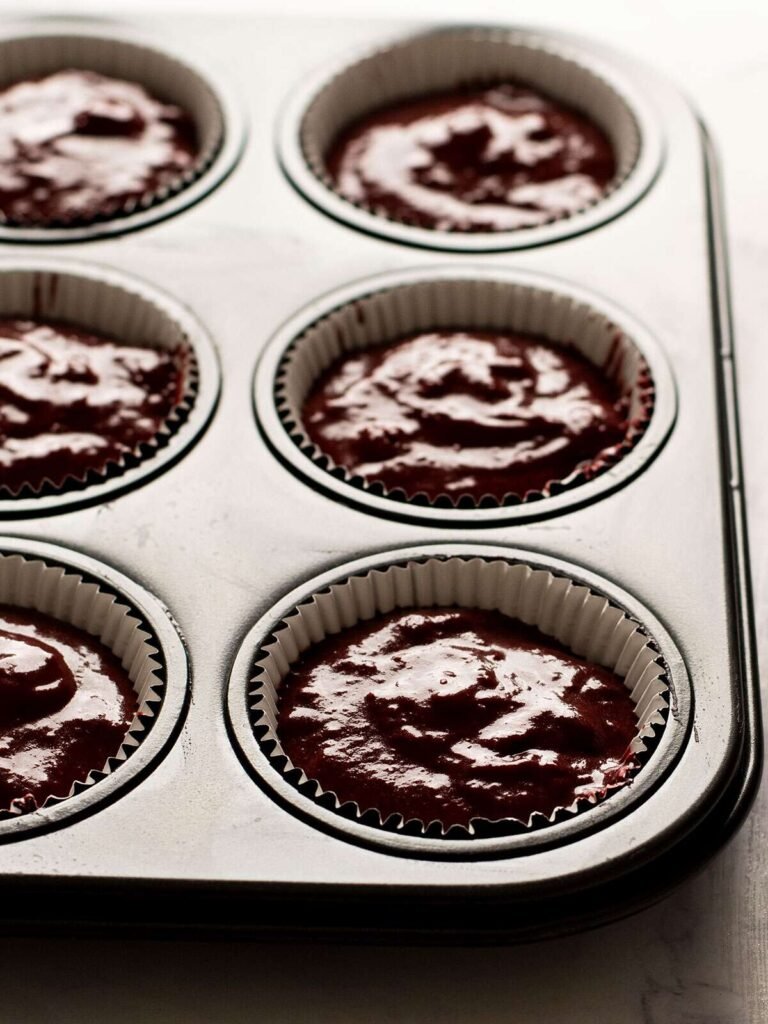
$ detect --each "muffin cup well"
[0,23,245,240]
[228,546,690,858]
[0,538,188,836]
[258,268,674,524]
[0,260,220,516]
[279,26,664,251]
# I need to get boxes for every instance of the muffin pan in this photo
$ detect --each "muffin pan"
[0,14,759,941]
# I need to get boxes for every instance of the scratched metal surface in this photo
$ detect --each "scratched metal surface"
[0,13,750,909]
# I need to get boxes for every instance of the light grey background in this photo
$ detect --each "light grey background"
[0,1,766,1021]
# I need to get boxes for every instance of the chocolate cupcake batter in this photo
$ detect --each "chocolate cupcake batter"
[0,69,197,225]
[0,604,138,812]
[0,317,186,495]
[277,607,639,827]
[302,330,629,502]
[326,83,616,232]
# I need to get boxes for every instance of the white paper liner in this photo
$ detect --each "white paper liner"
[300,27,641,233]
[276,276,654,508]
[0,549,164,817]
[0,30,225,227]
[0,266,199,499]
[249,554,669,839]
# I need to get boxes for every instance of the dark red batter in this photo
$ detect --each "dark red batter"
[0,317,186,494]
[0,69,197,225]
[326,84,615,232]
[0,604,138,812]
[277,608,639,827]
[302,330,629,502]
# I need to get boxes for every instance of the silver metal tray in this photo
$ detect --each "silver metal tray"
[0,14,759,942]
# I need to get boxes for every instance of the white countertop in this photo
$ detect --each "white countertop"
[0,1,766,1021]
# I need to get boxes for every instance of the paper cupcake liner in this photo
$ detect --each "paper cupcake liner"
[275,274,655,509]
[0,264,200,501]
[247,553,669,840]
[0,28,225,229]
[298,27,643,235]
[0,547,165,818]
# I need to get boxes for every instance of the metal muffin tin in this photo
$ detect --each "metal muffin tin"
[0,14,759,942]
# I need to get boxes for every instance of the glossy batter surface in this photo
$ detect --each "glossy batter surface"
[0,317,186,494]
[277,608,639,827]
[302,330,629,502]
[0,605,137,812]
[326,84,615,232]
[0,69,197,225]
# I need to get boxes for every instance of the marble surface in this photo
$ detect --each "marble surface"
[1,1,767,1021]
